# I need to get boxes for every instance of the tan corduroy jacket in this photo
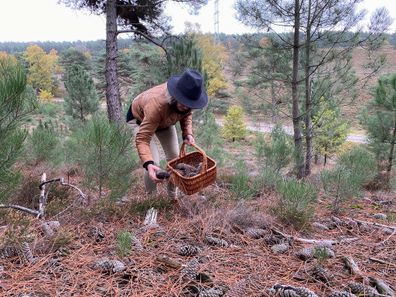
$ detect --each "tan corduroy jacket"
[131,83,193,166]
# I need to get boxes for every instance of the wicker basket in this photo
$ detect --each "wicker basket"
[167,143,217,195]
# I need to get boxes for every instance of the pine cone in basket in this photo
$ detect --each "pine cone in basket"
[175,162,202,177]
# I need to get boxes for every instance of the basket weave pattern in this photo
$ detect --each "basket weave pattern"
[167,143,216,195]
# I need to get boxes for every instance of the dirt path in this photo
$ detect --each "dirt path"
[216,119,368,143]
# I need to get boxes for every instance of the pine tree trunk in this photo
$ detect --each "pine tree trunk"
[105,0,122,123]
[386,112,396,175]
[292,0,304,179]
[270,80,278,124]
[304,0,313,177]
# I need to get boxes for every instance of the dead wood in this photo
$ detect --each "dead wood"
[0,204,39,216]
[272,228,359,246]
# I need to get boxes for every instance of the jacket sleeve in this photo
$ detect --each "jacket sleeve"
[180,112,193,139]
[135,111,160,165]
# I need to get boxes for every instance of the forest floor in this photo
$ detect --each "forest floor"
[0,163,395,297]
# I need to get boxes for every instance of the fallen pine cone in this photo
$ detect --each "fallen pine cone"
[267,284,318,297]
[327,291,357,297]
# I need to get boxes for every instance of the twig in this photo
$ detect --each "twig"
[0,204,39,216]
[60,178,87,200]
[376,228,396,246]
[369,257,396,267]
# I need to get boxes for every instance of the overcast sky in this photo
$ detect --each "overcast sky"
[0,0,395,42]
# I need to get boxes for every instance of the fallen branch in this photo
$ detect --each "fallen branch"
[353,219,396,230]
[60,178,87,200]
[271,228,359,246]
[0,204,39,216]
[369,257,396,267]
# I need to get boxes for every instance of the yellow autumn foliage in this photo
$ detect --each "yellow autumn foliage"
[25,45,59,97]
[195,34,228,96]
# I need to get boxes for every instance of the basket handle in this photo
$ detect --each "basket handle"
[179,143,208,174]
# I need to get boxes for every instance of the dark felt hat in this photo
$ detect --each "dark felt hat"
[167,69,208,109]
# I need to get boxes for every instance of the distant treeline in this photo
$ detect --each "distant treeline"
[0,39,132,54]
[1,32,395,54]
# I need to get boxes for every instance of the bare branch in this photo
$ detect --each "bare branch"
[0,204,39,216]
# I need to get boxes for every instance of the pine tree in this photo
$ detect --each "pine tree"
[64,64,99,122]
[360,73,396,183]
[60,48,91,73]
[313,98,349,166]
[0,55,36,202]
[222,105,247,141]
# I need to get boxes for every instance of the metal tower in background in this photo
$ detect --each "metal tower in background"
[214,0,219,42]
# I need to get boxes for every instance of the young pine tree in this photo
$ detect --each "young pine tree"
[222,105,247,142]
[360,74,396,184]
[0,56,36,202]
[64,64,99,122]
[313,98,349,166]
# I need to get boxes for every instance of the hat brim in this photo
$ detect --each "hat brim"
[167,75,208,109]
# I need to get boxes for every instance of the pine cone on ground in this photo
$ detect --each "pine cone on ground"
[271,243,289,254]
[0,245,19,259]
[93,258,126,274]
[205,235,229,247]
[268,284,318,297]
[296,247,315,260]
[87,226,105,242]
[346,282,381,297]
[181,258,200,280]
[178,245,201,256]
[264,233,286,245]
[327,292,357,297]
[245,228,267,239]
[198,287,225,297]
[307,265,332,283]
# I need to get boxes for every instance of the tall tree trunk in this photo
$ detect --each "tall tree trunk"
[105,0,122,123]
[292,0,304,179]
[304,0,313,177]
[270,80,278,124]
[386,112,396,175]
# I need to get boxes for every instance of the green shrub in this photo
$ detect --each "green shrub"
[195,111,227,167]
[37,102,62,118]
[274,178,318,228]
[27,121,61,164]
[321,147,377,213]
[257,167,283,191]
[338,146,377,184]
[116,230,133,257]
[262,125,293,172]
[230,158,257,199]
[66,115,138,199]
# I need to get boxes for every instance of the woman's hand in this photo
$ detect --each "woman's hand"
[184,134,195,146]
[147,164,163,182]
